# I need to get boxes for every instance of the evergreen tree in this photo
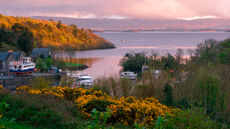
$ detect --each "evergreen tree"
[57,20,62,29]
[17,30,34,54]
[164,83,174,106]
[45,56,54,69]
[121,53,146,74]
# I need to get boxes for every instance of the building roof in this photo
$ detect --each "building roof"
[0,52,11,61]
[0,52,24,61]
[13,52,23,60]
[30,48,51,58]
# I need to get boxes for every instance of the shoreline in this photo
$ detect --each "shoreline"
[51,46,116,53]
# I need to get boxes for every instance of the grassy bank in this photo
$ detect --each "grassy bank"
[65,62,88,70]
[34,56,89,72]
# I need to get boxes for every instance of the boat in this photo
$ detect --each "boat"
[66,71,93,88]
[75,74,93,88]
[66,71,81,78]
[9,57,36,76]
[120,71,137,80]
[121,40,125,43]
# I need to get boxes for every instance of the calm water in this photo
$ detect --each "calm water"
[55,31,230,79]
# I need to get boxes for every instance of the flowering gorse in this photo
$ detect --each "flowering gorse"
[16,86,177,126]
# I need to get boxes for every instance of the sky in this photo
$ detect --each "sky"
[0,0,230,20]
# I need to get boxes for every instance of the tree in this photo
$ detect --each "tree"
[0,28,17,46]
[49,19,54,22]
[120,53,146,74]
[163,83,173,106]
[0,42,19,51]
[161,53,177,70]
[45,56,54,69]
[17,30,34,54]
[57,20,62,29]
[176,48,184,63]
[35,58,47,72]
[12,23,25,32]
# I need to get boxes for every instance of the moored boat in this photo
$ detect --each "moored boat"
[10,57,36,76]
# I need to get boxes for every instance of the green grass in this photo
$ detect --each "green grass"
[65,62,84,67]
[65,62,88,70]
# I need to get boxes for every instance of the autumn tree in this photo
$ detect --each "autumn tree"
[0,14,114,51]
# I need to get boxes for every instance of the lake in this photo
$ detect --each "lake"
[55,31,230,79]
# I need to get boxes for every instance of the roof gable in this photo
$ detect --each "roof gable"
[30,48,51,58]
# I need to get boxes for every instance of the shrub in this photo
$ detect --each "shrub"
[17,86,176,126]
[155,108,220,129]
[163,83,174,106]
[35,58,48,72]
[30,77,51,89]
[87,108,112,129]
[0,91,87,129]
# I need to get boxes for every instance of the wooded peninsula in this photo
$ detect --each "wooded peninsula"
[0,14,115,54]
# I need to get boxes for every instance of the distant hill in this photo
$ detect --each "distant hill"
[33,16,230,31]
[0,14,115,54]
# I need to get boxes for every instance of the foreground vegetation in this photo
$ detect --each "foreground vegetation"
[0,84,219,129]
[0,14,115,54]
[95,38,230,128]
[16,86,176,126]
[0,87,88,129]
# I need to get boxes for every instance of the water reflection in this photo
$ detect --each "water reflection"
[54,57,102,66]
[77,56,122,79]
[53,56,122,79]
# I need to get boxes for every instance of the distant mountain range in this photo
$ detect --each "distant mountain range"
[33,16,230,31]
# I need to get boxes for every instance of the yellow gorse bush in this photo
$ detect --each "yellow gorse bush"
[16,86,177,126]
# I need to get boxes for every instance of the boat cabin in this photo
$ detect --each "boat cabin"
[22,57,32,63]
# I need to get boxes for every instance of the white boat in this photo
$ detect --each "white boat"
[66,71,79,78]
[66,71,93,88]
[75,74,93,88]
[10,57,36,76]
[120,71,137,80]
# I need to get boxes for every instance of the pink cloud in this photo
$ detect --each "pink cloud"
[1,0,230,19]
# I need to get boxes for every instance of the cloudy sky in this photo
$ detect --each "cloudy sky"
[0,0,230,20]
